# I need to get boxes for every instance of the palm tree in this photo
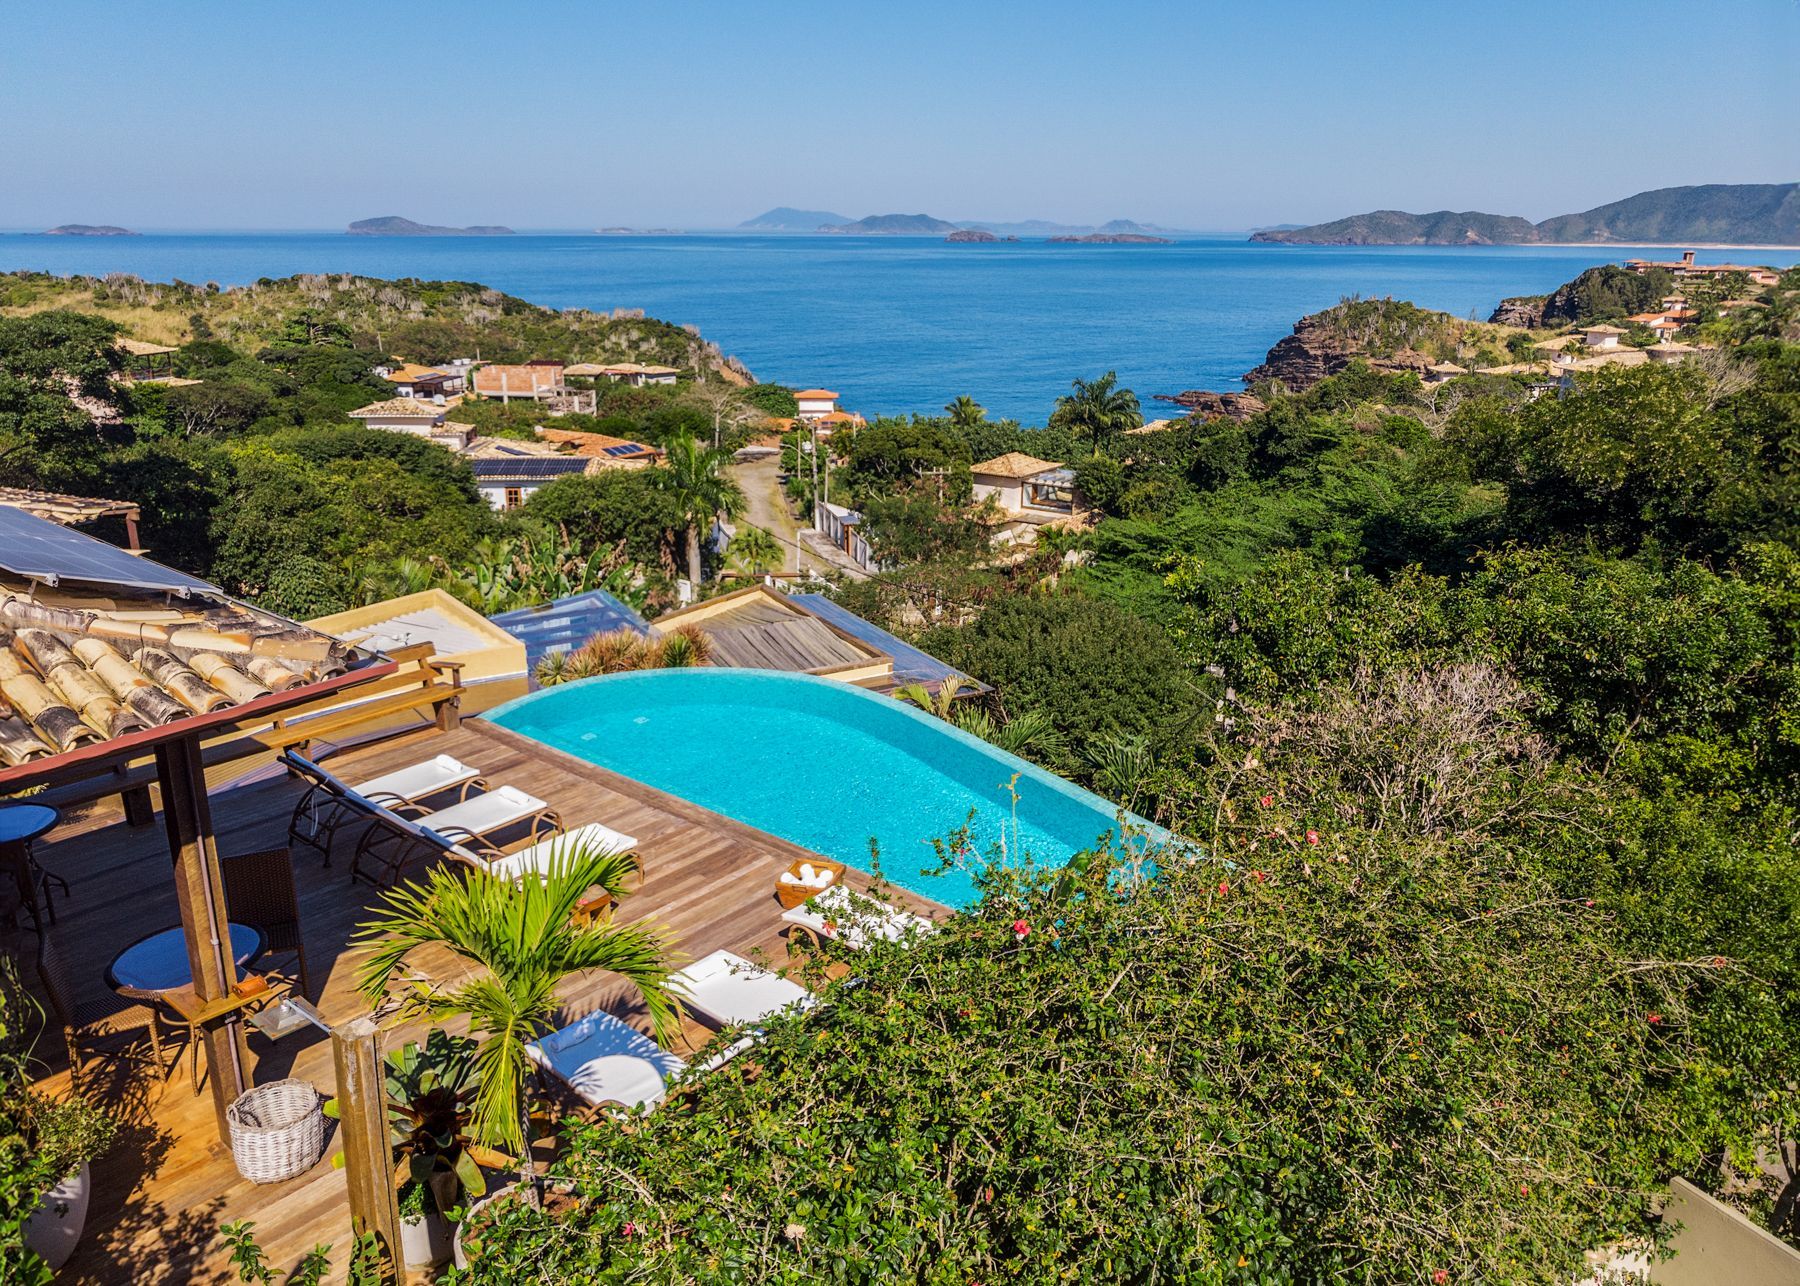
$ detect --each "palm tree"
[945,395,986,430]
[354,844,678,1157]
[731,525,782,576]
[894,677,975,719]
[1054,371,1141,457]
[952,706,1068,761]
[658,434,745,586]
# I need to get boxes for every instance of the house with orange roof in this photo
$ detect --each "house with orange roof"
[534,426,665,469]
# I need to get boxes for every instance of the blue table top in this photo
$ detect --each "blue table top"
[108,923,263,994]
[0,804,58,846]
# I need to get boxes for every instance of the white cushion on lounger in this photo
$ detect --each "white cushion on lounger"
[416,784,547,838]
[671,950,814,1027]
[351,754,481,807]
[526,1010,685,1110]
[484,822,639,883]
[780,884,935,950]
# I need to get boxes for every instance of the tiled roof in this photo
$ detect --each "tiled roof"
[534,428,663,460]
[0,488,138,526]
[792,389,839,399]
[0,510,357,766]
[472,364,564,395]
[349,397,447,420]
[117,338,178,356]
[971,451,1064,479]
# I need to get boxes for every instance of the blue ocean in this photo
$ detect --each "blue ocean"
[2,232,1794,423]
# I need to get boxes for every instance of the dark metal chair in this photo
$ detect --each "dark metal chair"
[36,932,165,1092]
[220,848,313,999]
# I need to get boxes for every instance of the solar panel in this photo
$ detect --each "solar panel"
[602,443,644,457]
[0,506,220,596]
[468,457,590,480]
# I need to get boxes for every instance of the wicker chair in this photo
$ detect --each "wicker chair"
[36,932,165,1092]
[220,848,313,999]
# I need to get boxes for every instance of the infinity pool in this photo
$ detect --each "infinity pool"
[488,669,1151,908]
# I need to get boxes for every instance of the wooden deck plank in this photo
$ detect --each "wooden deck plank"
[8,717,942,1284]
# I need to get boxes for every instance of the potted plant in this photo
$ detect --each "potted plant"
[1,960,118,1281]
[325,1029,503,1271]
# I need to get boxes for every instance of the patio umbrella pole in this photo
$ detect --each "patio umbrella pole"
[155,732,249,1141]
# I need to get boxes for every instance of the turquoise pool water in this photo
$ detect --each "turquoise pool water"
[488,669,1151,908]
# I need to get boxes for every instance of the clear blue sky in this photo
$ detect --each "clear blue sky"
[2,0,1794,231]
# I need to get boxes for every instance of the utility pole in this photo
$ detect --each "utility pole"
[808,421,821,529]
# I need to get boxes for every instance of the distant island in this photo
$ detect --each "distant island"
[945,229,1018,243]
[1252,182,1800,246]
[738,207,852,231]
[826,213,963,235]
[43,224,138,237]
[746,209,1189,238]
[1048,232,1173,245]
[596,227,684,236]
[347,216,515,237]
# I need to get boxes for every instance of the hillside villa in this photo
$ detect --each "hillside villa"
[377,360,474,398]
[565,361,681,387]
[969,451,1091,546]
[1623,250,1780,287]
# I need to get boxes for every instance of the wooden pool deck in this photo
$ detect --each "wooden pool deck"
[10,718,940,1284]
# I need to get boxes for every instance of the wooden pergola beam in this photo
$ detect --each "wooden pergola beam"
[156,731,250,1139]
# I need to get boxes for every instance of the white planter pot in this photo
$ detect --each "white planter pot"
[23,1163,91,1272]
[401,1206,453,1269]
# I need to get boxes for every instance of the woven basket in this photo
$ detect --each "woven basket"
[227,1079,327,1184]
[775,857,846,909]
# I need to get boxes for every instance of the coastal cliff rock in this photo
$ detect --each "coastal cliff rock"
[1489,296,1546,328]
[1242,298,1479,392]
[1153,390,1267,420]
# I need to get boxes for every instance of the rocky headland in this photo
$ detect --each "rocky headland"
[1153,390,1268,420]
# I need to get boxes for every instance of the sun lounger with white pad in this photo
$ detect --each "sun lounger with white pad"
[780,884,936,951]
[672,950,815,1028]
[285,751,486,863]
[526,1010,752,1112]
[351,783,559,885]
[481,822,639,883]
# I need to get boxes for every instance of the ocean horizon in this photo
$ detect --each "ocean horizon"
[4,233,1794,423]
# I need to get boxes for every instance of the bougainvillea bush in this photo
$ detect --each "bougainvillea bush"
[451,665,1773,1284]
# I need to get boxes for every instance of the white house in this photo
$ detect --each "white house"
[1582,324,1626,350]
[348,396,451,437]
[969,452,1088,546]
[468,450,593,511]
[573,362,680,387]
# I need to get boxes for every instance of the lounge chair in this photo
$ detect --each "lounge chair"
[479,822,639,884]
[671,950,814,1028]
[780,884,936,952]
[285,752,486,864]
[526,1010,752,1112]
[350,785,560,887]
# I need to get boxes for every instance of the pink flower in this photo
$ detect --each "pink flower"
[1251,869,1266,883]
[1433,1272,1449,1285]
[1258,794,1274,808]
[1304,829,1320,846]
[622,1221,638,1238]
[1217,880,1229,896]
[1646,1013,1663,1025]
[1582,899,1594,907]
[1012,919,1031,938]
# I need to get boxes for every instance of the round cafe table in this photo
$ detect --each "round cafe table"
[0,803,60,929]
[106,923,264,996]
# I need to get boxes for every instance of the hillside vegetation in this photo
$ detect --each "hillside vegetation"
[0,270,748,378]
